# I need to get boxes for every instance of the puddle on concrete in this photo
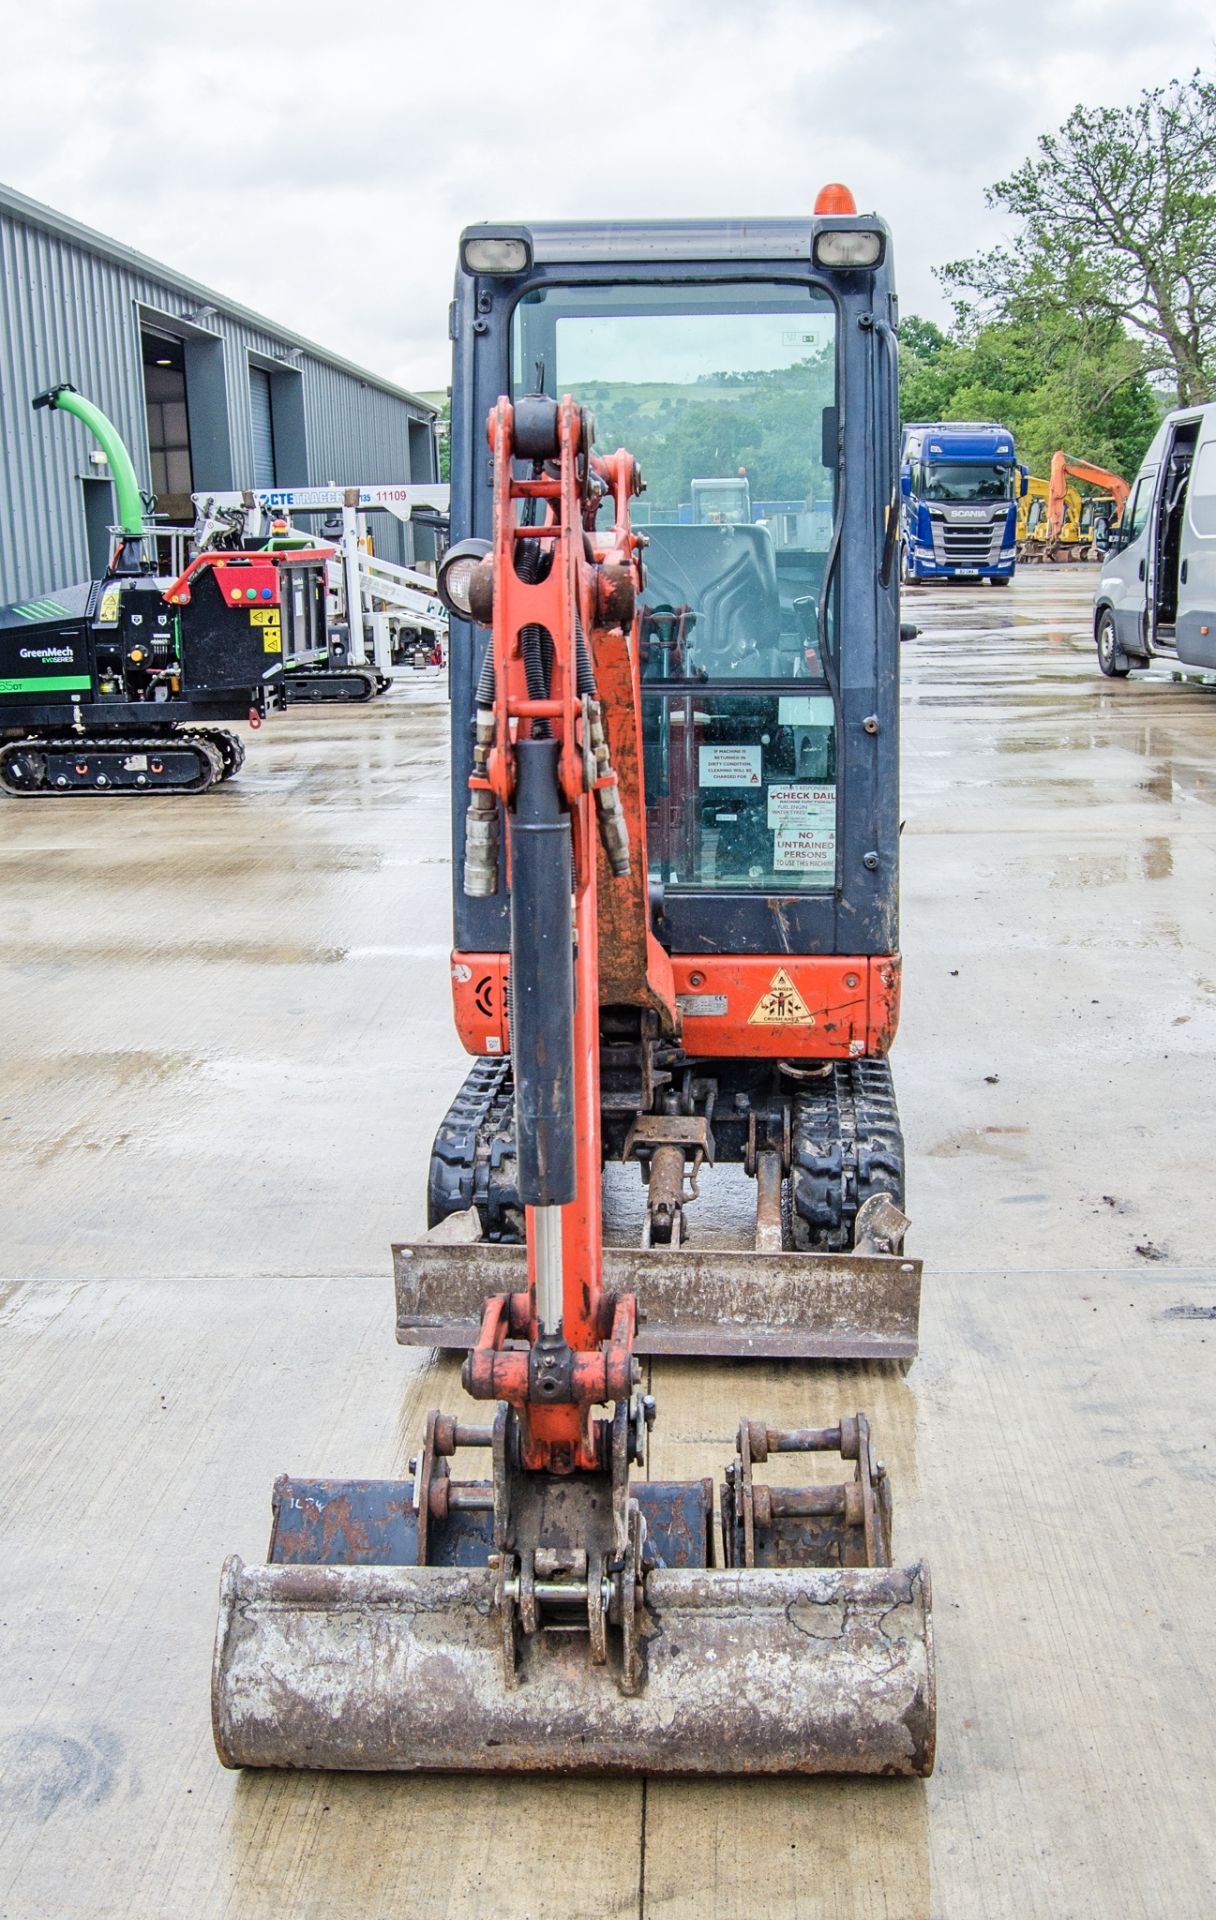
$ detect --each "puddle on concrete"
[0,939,348,968]
[1,1049,196,1089]
[927,1126,1030,1160]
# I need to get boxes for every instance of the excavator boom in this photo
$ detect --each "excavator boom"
[1048,450,1130,547]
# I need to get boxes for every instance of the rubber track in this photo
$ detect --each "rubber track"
[790,1057,905,1252]
[427,1059,522,1241]
[428,1056,904,1255]
[198,729,246,780]
[0,731,226,797]
[283,667,387,703]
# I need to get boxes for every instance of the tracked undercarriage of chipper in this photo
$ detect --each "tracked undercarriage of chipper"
[213,385,936,1776]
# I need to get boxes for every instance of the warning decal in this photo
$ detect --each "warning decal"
[699,743,762,787]
[747,967,816,1026]
[766,783,835,830]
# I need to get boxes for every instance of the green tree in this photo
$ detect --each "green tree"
[941,72,1216,404]
[590,350,835,510]
[898,307,1161,479]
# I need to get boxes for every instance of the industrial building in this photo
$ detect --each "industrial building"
[0,182,437,605]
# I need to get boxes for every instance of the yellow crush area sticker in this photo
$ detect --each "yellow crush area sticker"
[98,587,122,624]
[748,967,815,1026]
[249,607,282,652]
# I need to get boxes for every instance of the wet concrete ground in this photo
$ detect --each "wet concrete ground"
[1,572,1214,1917]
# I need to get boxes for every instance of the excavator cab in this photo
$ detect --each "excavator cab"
[404,210,918,1358]
[213,202,935,1778]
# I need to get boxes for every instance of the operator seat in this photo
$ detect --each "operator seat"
[640,523,781,677]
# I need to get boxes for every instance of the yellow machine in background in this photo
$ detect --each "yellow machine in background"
[1018,453,1129,561]
[1017,473,1082,557]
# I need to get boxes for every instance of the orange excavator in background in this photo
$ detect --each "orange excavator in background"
[1047,451,1130,558]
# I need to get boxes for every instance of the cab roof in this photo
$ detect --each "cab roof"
[463,216,889,265]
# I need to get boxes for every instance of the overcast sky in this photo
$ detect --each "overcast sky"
[0,1,1211,395]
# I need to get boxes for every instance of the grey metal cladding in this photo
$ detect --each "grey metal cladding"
[0,184,436,604]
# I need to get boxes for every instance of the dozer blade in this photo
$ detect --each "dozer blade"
[213,1557,933,1775]
[393,1238,921,1362]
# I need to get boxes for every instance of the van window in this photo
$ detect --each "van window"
[1124,471,1157,545]
[1188,440,1216,538]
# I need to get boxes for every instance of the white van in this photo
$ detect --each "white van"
[1093,402,1216,677]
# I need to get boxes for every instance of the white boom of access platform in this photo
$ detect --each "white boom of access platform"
[192,485,450,675]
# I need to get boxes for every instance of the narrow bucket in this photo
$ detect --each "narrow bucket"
[393,1240,921,1363]
[213,1556,934,1775]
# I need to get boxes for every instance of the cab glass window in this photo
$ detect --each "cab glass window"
[512,281,841,893]
[512,282,837,681]
[643,691,836,891]
[920,461,1013,503]
[1123,472,1157,545]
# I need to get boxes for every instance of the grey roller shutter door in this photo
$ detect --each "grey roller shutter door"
[250,370,276,487]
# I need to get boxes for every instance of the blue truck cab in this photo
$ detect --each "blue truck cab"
[900,421,1026,586]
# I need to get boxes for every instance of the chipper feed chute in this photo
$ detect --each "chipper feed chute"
[212,397,935,1776]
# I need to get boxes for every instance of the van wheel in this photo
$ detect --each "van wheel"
[1096,610,1130,678]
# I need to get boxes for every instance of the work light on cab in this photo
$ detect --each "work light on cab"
[461,231,532,275]
[814,228,884,269]
[436,538,492,620]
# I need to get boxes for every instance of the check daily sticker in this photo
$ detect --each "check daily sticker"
[766,783,835,830]
[699,744,761,787]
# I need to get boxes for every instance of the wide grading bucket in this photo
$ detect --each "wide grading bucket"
[213,1556,934,1775]
[393,1239,922,1363]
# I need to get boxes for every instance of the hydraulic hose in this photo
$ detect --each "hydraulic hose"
[32,384,144,538]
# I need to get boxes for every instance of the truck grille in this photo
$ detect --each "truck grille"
[940,523,1000,563]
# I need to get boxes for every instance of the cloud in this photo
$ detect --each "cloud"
[0,0,1211,388]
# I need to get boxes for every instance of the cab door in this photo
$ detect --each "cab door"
[1107,468,1157,655]
[1177,433,1216,669]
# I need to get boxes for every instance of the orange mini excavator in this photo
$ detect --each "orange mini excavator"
[212,205,935,1775]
